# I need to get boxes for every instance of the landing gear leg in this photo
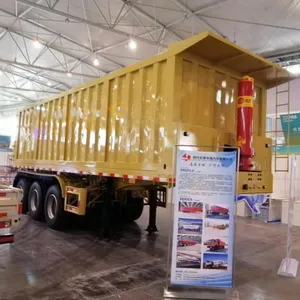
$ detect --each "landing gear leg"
[146,188,158,234]
[101,178,114,238]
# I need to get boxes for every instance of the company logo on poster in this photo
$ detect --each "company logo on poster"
[181,153,191,161]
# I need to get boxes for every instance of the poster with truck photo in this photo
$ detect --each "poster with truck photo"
[170,150,237,288]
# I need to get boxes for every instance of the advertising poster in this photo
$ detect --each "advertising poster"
[0,135,11,151]
[170,150,237,288]
[280,113,300,145]
[273,145,300,155]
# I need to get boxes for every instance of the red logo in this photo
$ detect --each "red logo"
[238,97,244,104]
[182,153,191,161]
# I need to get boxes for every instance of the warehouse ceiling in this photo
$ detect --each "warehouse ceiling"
[1,0,300,114]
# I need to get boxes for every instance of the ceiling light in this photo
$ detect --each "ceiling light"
[67,72,72,77]
[284,64,300,75]
[33,40,41,49]
[47,81,51,86]
[129,39,137,50]
[0,70,3,76]
[93,58,99,66]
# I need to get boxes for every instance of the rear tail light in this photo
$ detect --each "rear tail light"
[0,234,14,244]
[0,220,11,229]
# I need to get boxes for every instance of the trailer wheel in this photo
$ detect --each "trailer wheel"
[28,181,44,220]
[15,178,30,214]
[44,185,67,230]
[121,198,144,222]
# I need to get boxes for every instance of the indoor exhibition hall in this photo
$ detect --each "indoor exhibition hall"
[1,1,300,299]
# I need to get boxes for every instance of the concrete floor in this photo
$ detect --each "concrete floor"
[1,208,300,300]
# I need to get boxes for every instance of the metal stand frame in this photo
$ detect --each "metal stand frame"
[101,178,115,237]
[164,286,237,300]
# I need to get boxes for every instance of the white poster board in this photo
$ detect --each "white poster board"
[170,150,237,289]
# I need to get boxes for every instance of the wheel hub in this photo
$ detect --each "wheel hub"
[47,194,58,219]
[30,189,38,212]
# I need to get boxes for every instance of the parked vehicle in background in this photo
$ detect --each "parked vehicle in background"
[180,207,202,213]
[204,239,225,250]
[182,224,201,232]
[213,224,229,230]
[209,206,229,215]
[177,239,197,247]
[0,185,22,244]
[213,260,226,268]
[204,261,214,268]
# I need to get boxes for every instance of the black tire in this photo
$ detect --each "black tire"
[28,181,44,220]
[15,178,30,214]
[44,185,67,230]
[121,198,144,222]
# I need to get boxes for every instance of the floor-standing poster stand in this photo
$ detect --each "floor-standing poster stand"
[164,145,239,300]
[278,155,299,277]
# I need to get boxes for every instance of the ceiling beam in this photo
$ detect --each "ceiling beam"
[18,0,43,18]
[0,25,108,76]
[265,50,300,61]
[51,0,60,9]
[17,0,168,49]
[198,14,300,33]
[92,1,230,57]
[11,64,72,89]
[0,102,34,112]
[0,8,124,68]
[10,27,107,75]
[171,0,226,38]
[2,69,64,91]
[0,85,58,94]
[0,94,31,105]
[78,18,183,64]
[0,89,35,102]
[0,57,98,78]
[0,0,43,44]
[121,0,182,42]
[193,0,229,14]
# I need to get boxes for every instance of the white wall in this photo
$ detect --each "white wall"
[267,78,300,116]
[0,151,12,168]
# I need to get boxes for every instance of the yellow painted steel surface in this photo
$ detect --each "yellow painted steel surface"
[14,31,290,188]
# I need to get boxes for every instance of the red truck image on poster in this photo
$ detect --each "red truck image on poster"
[209,206,229,215]
[177,240,197,247]
[180,207,203,213]
[204,239,225,251]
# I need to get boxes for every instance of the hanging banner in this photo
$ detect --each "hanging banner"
[236,194,268,214]
[280,113,300,145]
[170,150,237,288]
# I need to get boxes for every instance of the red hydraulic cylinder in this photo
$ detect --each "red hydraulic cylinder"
[236,76,255,171]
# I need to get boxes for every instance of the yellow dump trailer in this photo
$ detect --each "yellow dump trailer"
[13,31,291,231]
